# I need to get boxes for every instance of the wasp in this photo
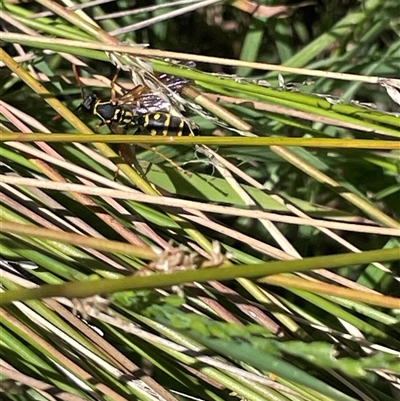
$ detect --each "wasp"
[78,72,199,136]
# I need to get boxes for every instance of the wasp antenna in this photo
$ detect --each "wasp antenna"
[110,67,121,102]
[73,64,86,99]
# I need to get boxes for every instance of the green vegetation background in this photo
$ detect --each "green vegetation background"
[0,1,399,401]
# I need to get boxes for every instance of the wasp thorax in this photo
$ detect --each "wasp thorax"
[95,103,119,123]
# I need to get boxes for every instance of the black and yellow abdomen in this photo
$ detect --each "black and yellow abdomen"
[137,112,198,136]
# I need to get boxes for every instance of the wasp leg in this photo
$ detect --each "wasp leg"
[139,144,192,177]
[95,121,106,130]
[117,143,147,179]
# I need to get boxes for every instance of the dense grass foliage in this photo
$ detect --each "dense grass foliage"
[0,1,399,401]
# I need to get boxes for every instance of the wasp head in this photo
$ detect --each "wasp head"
[80,94,98,113]
[77,94,113,125]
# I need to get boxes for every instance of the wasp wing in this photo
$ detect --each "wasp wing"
[116,74,190,116]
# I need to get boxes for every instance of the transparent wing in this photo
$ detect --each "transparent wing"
[116,74,190,116]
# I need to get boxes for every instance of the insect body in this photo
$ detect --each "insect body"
[80,94,198,136]
[79,72,199,136]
